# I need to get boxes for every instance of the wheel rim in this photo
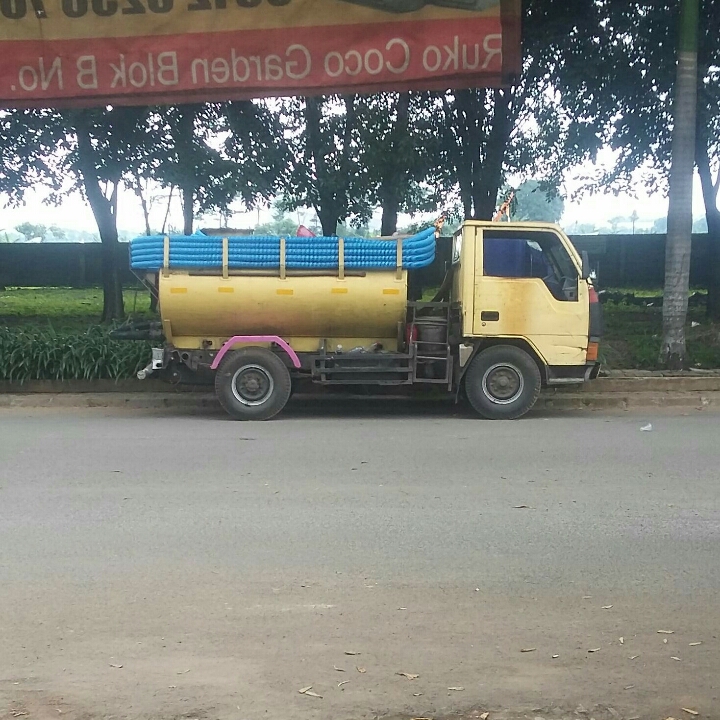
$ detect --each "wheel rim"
[231,364,274,406]
[482,362,524,405]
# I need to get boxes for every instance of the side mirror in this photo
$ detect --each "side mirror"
[581,250,591,280]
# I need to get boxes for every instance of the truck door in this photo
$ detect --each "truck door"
[472,227,589,366]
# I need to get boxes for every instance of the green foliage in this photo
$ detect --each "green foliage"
[15,222,47,241]
[356,92,441,234]
[149,102,286,233]
[279,95,371,235]
[505,180,565,223]
[0,326,150,381]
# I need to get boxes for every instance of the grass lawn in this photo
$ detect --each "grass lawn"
[0,286,154,332]
[1,286,719,370]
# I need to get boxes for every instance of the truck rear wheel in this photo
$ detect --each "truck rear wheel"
[464,345,542,420]
[215,348,292,421]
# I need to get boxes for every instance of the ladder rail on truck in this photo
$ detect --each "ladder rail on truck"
[113,220,602,420]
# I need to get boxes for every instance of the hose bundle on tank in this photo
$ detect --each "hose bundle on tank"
[129,228,436,272]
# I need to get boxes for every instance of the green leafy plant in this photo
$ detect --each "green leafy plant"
[0,327,150,382]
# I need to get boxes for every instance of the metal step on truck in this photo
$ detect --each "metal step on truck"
[113,219,602,420]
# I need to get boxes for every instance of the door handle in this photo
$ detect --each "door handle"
[481,311,500,322]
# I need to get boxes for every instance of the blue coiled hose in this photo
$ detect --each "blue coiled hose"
[129,228,436,271]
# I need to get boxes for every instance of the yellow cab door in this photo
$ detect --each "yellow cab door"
[471,224,589,367]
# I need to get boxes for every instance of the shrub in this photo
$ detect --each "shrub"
[0,327,151,382]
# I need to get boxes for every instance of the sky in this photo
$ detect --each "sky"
[0,163,711,238]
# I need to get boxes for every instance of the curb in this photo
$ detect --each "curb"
[1,390,717,412]
[2,376,720,396]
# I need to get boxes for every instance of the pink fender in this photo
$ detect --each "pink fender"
[210,335,301,371]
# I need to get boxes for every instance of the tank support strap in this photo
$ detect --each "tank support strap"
[222,237,229,279]
[338,238,345,280]
[396,238,403,280]
[280,237,286,280]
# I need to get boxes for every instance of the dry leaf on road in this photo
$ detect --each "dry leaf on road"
[520,647,536,653]
[681,709,699,716]
[356,666,366,673]
[629,655,639,660]
[671,656,681,661]
[602,605,613,609]
[658,630,674,634]
[689,642,702,646]
[480,713,490,720]
[552,654,559,659]
[513,505,531,509]
[109,664,123,669]
[619,637,624,644]
[344,651,360,655]
[588,648,601,653]
[298,686,313,694]
[624,685,635,690]
[337,681,349,688]
[304,690,323,698]
[333,666,345,672]
[448,686,465,691]
[396,672,419,680]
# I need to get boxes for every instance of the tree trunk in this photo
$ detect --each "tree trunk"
[380,92,410,236]
[305,96,341,236]
[177,106,196,235]
[443,92,473,219]
[475,89,511,220]
[316,208,338,237]
[704,205,720,320]
[695,124,720,320]
[75,115,124,323]
[133,178,152,236]
[161,186,174,235]
[661,0,699,369]
[181,184,194,235]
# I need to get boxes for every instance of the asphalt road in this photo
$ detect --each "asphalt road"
[0,402,718,720]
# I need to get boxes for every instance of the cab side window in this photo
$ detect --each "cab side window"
[483,230,579,301]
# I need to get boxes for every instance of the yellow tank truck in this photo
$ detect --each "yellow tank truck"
[115,220,602,420]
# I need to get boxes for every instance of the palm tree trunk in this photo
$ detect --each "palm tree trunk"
[661,0,699,369]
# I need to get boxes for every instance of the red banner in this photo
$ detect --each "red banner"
[0,0,520,107]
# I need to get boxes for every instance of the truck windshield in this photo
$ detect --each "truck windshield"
[483,230,579,301]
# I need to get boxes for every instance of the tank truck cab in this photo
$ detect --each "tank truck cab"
[449,221,601,419]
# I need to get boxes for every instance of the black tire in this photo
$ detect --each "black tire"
[214,348,292,421]
[464,345,542,420]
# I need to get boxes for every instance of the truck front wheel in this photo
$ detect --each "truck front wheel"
[215,348,292,421]
[464,345,542,420]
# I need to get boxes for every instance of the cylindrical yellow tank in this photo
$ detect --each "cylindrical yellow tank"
[158,270,408,352]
